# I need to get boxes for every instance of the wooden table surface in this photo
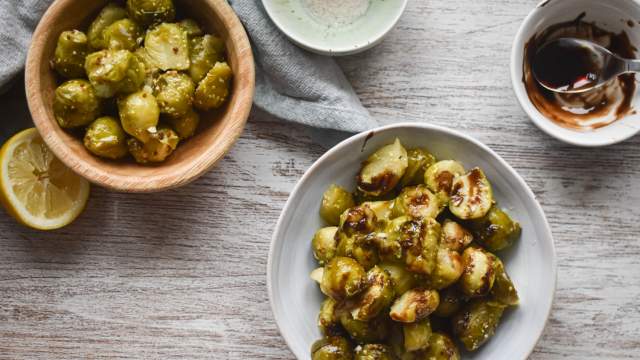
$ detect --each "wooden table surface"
[1,0,640,358]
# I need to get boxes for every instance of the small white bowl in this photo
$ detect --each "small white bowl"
[511,0,640,147]
[262,0,407,56]
[268,123,557,359]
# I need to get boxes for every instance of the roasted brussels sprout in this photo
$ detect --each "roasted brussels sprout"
[357,138,408,197]
[102,18,141,51]
[321,257,367,301]
[429,248,464,289]
[449,168,494,220]
[403,319,431,352]
[422,332,460,360]
[320,184,356,226]
[53,79,100,128]
[189,34,225,83]
[313,227,339,265]
[402,218,440,275]
[467,206,521,252]
[339,312,390,343]
[52,30,89,78]
[126,0,175,26]
[393,185,441,220]
[318,297,340,335]
[490,257,519,306]
[339,204,379,237]
[459,247,496,298]
[424,160,465,202]
[87,3,127,49]
[399,148,436,187]
[452,299,506,351]
[361,201,394,222]
[389,288,439,323]
[364,232,402,262]
[348,266,395,321]
[179,19,203,38]
[336,231,380,270]
[166,108,200,139]
[312,336,354,360]
[355,344,394,360]
[311,267,324,284]
[83,116,128,159]
[118,89,160,142]
[153,71,195,117]
[440,219,473,252]
[434,287,465,317]
[194,61,233,110]
[379,262,416,296]
[144,23,189,71]
[127,126,179,164]
[85,49,145,98]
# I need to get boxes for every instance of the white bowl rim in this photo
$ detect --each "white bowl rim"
[267,122,558,359]
[261,0,408,56]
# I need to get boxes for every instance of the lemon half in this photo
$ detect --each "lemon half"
[0,128,89,230]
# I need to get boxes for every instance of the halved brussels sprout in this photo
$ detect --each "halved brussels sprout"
[313,227,339,265]
[312,336,354,360]
[399,148,436,187]
[490,256,519,306]
[424,160,465,202]
[360,201,394,222]
[348,266,395,321]
[389,288,439,323]
[53,30,89,78]
[154,71,195,117]
[440,219,473,252]
[423,332,460,360]
[87,3,127,49]
[179,19,203,38]
[459,247,496,297]
[336,231,380,270]
[364,232,402,262]
[379,262,416,296]
[402,218,440,275]
[126,0,175,26]
[357,138,408,197]
[167,108,200,139]
[339,312,390,344]
[434,287,465,318]
[194,61,233,110]
[403,319,431,352]
[103,18,141,51]
[321,257,367,301]
[318,297,340,335]
[53,80,100,128]
[85,49,145,98]
[320,184,355,226]
[452,299,506,351]
[144,23,189,71]
[467,206,521,252]
[83,116,128,159]
[189,34,225,83]
[449,168,494,220]
[118,89,159,142]
[339,205,378,237]
[355,344,394,360]
[394,185,441,220]
[429,248,463,289]
[127,126,180,164]
[311,267,324,284]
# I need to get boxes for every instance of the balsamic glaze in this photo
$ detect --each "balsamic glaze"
[532,39,603,92]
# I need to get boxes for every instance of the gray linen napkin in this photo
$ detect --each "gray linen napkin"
[0,0,376,133]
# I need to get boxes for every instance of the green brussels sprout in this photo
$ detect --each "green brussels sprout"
[311,267,324,284]
[83,116,128,159]
[449,168,494,220]
[134,47,161,86]
[321,257,367,301]
[189,34,225,83]
[312,336,354,360]
[360,201,394,222]
[403,319,431,352]
[179,19,204,38]
[440,219,473,252]
[118,89,160,142]
[87,3,127,49]
[401,218,440,275]
[459,247,496,298]
[336,231,380,270]
[339,312,390,344]
[357,138,408,197]
[318,297,340,335]
[434,287,465,318]
[144,23,189,71]
[393,185,441,220]
[363,231,402,262]
[166,108,200,139]
[313,226,339,265]
[467,206,521,252]
[422,332,460,360]
[490,256,519,306]
[126,0,175,26]
[194,61,233,110]
[127,126,179,164]
[428,248,463,290]
[339,204,378,237]
[153,71,195,117]
[53,79,100,128]
[389,288,439,323]
[379,262,416,296]
[348,266,395,321]
[52,30,89,78]
[320,184,356,226]
[452,299,506,351]
[399,148,436,187]
[424,160,465,203]
[102,18,141,51]
[85,49,145,98]
[355,344,394,360]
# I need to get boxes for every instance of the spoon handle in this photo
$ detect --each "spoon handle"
[625,59,640,73]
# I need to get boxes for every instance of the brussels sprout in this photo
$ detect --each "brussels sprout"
[179,19,203,38]
[363,232,402,262]
[118,89,159,142]
[83,116,128,159]
[360,201,394,222]
[318,297,340,335]
[467,206,521,252]
[339,205,378,237]
[87,3,127,49]
[440,219,473,252]
[357,138,408,197]
[52,30,89,78]
[166,108,200,139]
[102,18,141,51]
[189,34,225,83]
[393,185,441,220]
[153,71,195,117]
[320,184,355,226]
[348,266,395,321]
[459,247,496,297]
[389,288,439,323]
[449,168,494,220]
[336,231,380,270]
[379,262,416,296]
[490,256,519,306]
[194,61,233,110]
[452,299,506,351]
[402,218,440,275]
[434,287,465,318]
[313,227,339,266]
[312,336,354,360]
[429,248,463,289]
[144,23,189,71]
[424,160,465,203]
[53,79,100,128]
[134,47,160,86]
[422,332,460,360]
[339,312,390,344]
[403,319,431,352]
[321,257,367,301]
[355,344,394,360]
[85,49,145,98]
[127,126,179,164]
[399,148,436,187]
[126,0,175,26]
[311,267,324,284]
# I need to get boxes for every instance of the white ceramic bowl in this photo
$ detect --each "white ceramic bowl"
[511,0,640,147]
[268,123,557,359]
[262,0,407,56]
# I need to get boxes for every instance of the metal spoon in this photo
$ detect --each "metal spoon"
[532,38,640,94]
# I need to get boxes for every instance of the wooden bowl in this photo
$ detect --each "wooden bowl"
[25,0,254,192]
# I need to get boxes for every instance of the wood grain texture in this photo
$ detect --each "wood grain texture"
[2,0,640,358]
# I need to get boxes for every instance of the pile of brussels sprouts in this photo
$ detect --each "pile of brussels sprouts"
[51,0,233,164]
[310,139,521,359]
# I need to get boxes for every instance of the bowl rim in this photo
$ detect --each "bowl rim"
[261,0,408,56]
[25,0,255,192]
[267,122,558,359]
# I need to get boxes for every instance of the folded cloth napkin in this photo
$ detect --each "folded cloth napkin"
[0,0,376,133]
